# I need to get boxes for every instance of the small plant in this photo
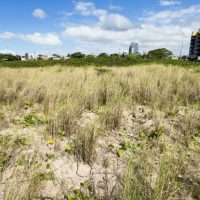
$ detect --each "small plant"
[48,138,54,145]
[67,194,76,200]
[117,148,124,157]
[120,140,131,150]
[108,143,115,151]
[148,127,165,140]
[38,171,55,181]
[67,180,98,200]
[46,163,51,169]
[65,144,73,153]
[139,127,164,141]
[21,112,48,127]
[0,135,10,147]
[0,152,8,171]
[166,108,178,117]
[0,111,5,120]
[24,99,33,107]
[15,136,30,146]
[46,153,55,159]
[58,129,65,136]
[17,156,27,166]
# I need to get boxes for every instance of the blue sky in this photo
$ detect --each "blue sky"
[0,0,200,56]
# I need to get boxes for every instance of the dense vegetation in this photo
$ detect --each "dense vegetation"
[0,65,200,199]
[0,53,21,61]
[0,56,200,68]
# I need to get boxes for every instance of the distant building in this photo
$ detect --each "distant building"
[189,29,200,57]
[50,54,62,60]
[21,53,33,61]
[37,54,48,60]
[25,53,29,59]
[129,42,139,55]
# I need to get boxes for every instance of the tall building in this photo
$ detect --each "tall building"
[129,42,139,55]
[189,29,200,57]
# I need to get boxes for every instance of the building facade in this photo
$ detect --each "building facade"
[189,29,200,57]
[129,42,139,55]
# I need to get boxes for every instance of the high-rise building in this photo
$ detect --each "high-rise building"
[129,42,139,55]
[189,29,200,57]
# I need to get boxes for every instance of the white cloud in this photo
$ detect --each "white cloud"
[63,24,186,46]
[160,0,181,6]
[99,14,134,31]
[0,32,15,40]
[144,5,200,24]
[74,1,107,17]
[0,31,62,46]
[32,9,47,19]
[109,3,123,11]
[75,2,95,16]
[19,33,62,46]
[62,3,200,55]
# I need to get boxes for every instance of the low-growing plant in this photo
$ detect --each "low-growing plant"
[20,112,48,127]
[17,155,27,166]
[120,140,131,150]
[46,153,55,159]
[139,127,164,141]
[0,135,11,147]
[38,171,55,181]
[15,135,30,146]
[67,180,98,200]
[117,148,124,157]
[65,144,73,153]
[0,152,9,171]
[148,127,165,140]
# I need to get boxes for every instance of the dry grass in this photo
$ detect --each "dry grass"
[0,65,200,199]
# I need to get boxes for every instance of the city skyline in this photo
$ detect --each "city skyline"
[0,0,200,56]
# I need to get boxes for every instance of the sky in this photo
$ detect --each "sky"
[0,0,200,56]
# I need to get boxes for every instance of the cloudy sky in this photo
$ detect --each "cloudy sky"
[0,0,199,55]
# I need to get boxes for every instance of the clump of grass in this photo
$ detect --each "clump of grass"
[175,111,200,146]
[3,151,43,200]
[74,124,99,165]
[152,153,184,200]
[99,104,122,131]
[119,152,153,200]
[48,102,83,138]
[119,149,185,200]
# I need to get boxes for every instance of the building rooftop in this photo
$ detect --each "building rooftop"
[192,29,200,36]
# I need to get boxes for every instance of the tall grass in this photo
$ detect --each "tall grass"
[1,65,200,109]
